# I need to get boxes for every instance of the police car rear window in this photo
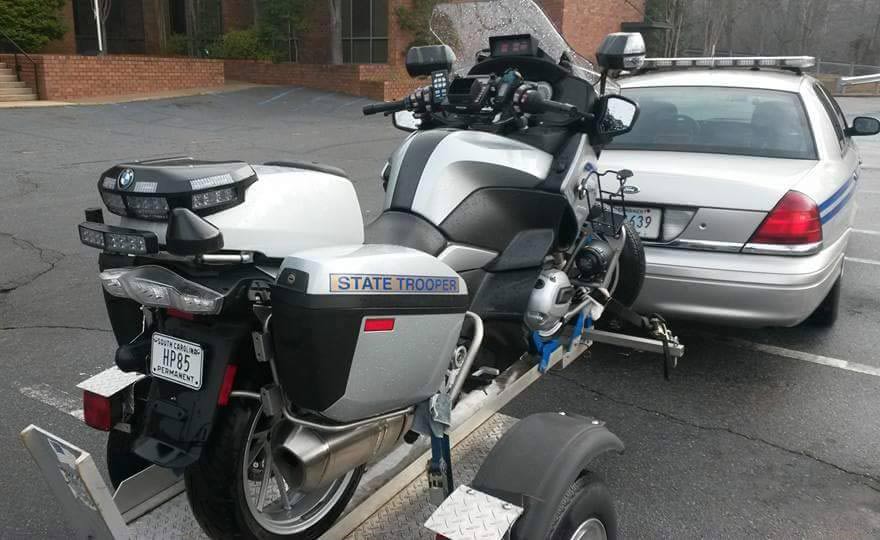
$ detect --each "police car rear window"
[608,86,817,160]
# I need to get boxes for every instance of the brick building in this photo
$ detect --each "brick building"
[48,0,642,62]
[31,0,642,101]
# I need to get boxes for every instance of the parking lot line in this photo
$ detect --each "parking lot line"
[845,256,880,266]
[853,228,880,236]
[18,383,84,420]
[720,337,880,378]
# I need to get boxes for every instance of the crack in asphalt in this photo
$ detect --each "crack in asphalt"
[548,370,880,494]
[0,325,111,333]
[0,233,65,294]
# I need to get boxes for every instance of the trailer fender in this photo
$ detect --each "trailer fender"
[470,412,623,539]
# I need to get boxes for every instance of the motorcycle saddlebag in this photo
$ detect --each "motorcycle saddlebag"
[271,244,469,423]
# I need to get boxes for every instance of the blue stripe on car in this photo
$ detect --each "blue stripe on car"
[818,175,854,212]
[821,186,855,224]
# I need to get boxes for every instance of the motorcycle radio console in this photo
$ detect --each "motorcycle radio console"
[446,76,492,112]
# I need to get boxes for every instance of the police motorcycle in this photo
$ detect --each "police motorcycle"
[71,1,682,538]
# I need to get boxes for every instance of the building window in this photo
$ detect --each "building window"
[341,0,388,63]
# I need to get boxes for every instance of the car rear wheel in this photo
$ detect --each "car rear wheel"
[805,272,841,327]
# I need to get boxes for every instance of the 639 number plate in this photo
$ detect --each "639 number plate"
[150,333,204,390]
[624,207,662,240]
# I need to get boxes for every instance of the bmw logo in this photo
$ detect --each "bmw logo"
[117,168,135,190]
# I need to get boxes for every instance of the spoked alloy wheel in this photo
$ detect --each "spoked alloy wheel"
[569,517,608,540]
[241,406,356,536]
[185,400,363,540]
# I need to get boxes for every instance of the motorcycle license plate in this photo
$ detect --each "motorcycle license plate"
[150,333,204,390]
[624,207,662,240]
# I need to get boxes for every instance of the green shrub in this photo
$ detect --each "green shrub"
[162,34,190,56]
[217,28,273,60]
[0,0,66,52]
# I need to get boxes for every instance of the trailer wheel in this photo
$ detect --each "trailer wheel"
[544,472,617,540]
[185,400,364,539]
[106,429,151,490]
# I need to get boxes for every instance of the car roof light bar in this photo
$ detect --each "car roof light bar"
[642,56,815,70]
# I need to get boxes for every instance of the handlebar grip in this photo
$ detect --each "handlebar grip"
[363,99,406,116]
[542,99,578,116]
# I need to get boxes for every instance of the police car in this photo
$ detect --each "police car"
[599,56,880,327]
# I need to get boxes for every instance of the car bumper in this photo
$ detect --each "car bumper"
[633,232,848,327]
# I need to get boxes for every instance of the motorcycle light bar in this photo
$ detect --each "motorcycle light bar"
[100,265,224,315]
[642,56,815,70]
[78,222,159,255]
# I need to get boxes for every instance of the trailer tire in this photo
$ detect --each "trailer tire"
[106,429,151,490]
[545,472,617,540]
[185,400,364,539]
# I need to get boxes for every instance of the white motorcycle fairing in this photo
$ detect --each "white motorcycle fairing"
[117,165,364,258]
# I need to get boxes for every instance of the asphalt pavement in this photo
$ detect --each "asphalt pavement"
[0,88,878,538]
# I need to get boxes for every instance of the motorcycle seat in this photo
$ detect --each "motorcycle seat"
[364,210,447,256]
[263,161,349,178]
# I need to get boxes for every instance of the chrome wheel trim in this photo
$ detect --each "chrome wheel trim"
[241,405,354,535]
[570,517,607,540]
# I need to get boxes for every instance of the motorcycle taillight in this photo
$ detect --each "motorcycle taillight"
[83,391,117,431]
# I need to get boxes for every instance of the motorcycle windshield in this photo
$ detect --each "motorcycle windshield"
[430,0,603,85]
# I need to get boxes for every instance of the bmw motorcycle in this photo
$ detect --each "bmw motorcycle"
[74,1,670,538]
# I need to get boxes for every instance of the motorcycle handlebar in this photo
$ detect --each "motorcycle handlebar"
[362,99,407,116]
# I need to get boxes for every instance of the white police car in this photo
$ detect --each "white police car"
[599,57,880,327]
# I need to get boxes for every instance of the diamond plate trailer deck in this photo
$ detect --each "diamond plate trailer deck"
[21,326,683,539]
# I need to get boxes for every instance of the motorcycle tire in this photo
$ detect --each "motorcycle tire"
[185,400,364,539]
[610,221,646,308]
[106,429,151,490]
[543,472,618,540]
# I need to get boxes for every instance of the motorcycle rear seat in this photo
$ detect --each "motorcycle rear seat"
[263,160,349,178]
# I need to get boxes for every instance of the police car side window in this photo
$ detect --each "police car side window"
[813,83,846,151]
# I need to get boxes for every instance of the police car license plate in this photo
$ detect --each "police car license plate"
[625,207,662,240]
[150,333,203,390]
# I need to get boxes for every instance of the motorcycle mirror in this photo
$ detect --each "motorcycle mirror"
[392,110,420,132]
[595,32,646,71]
[405,44,456,77]
[595,95,639,137]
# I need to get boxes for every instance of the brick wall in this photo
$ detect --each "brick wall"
[225,59,391,100]
[556,0,645,62]
[0,54,224,101]
[42,0,78,54]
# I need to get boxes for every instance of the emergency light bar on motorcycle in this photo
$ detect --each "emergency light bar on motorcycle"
[100,265,224,314]
[98,159,257,221]
[78,221,159,255]
[642,56,815,70]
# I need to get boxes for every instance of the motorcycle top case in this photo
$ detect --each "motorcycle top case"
[271,244,469,422]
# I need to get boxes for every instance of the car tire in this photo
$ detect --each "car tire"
[806,272,841,327]
[610,221,646,307]
[541,471,618,540]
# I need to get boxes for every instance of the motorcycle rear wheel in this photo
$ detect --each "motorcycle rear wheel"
[185,401,364,539]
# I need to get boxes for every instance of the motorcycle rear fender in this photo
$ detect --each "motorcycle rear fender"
[470,412,624,539]
[132,317,251,469]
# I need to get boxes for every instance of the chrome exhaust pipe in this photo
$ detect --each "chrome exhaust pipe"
[272,413,410,492]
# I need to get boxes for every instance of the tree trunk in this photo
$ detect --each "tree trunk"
[329,0,343,64]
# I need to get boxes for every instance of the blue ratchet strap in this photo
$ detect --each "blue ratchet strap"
[531,331,560,374]
[429,434,454,496]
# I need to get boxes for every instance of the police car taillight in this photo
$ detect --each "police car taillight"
[748,191,822,246]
